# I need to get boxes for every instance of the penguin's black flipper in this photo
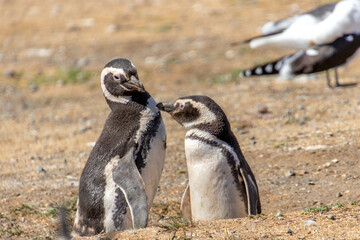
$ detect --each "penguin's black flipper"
[112,148,149,230]
[238,165,261,215]
[180,184,192,220]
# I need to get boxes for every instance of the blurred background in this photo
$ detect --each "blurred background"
[0,0,359,239]
[3,0,356,87]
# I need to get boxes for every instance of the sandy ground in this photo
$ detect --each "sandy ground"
[0,0,359,239]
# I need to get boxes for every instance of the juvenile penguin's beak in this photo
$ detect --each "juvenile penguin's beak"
[156,102,175,113]
[125,75,145,92]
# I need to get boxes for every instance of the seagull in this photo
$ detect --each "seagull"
[240,33,360,87]
[234,0,360,50]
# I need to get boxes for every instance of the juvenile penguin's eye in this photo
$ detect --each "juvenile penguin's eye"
[180,104,185,110]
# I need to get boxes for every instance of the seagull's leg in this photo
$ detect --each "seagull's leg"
[330,67,357,88]
[326,70,332,88]
[334,68,339,87]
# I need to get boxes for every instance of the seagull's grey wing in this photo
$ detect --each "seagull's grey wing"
[262,2,336,35]
[306,2,336,19]
[112,147,148,230]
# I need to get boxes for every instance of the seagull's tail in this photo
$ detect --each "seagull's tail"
[240,57,285,78]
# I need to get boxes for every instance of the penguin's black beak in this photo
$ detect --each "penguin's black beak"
[124,75,145,92]
[156,102,175,113]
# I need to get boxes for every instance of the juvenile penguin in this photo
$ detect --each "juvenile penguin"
[157,95,261,220]
[73,58,166,236]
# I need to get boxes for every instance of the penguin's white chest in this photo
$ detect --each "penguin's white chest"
[184,137,247,220]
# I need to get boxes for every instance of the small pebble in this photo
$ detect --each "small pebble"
[257,105,269,114]
[240,129,249,134]
[36,166,46,173]
[106,24,118,33]
[285,108,292,115]
[299,117,306,125]
[323,162,331,168]
[79,126,91,133]
[326,215,335,220]
[327,132,334,137]
[304,179,313,183]
[336,192,343,198]
[285,170,296,177]
[29,83,38,92]
[4,69,17,78]
[331,159,339,164]
[305,219,316,226]
[287,228,293,235]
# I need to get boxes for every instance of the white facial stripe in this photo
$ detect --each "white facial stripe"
[103,155,120,232]
[177,99,217,128]
[100,67,130,104]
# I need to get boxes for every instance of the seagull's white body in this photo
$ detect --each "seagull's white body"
[250,0,360,49]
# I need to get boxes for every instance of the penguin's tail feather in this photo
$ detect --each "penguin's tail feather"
[57,206,72,240]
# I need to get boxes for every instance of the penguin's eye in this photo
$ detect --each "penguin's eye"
[113,74,120,81]
[179,104,185,110]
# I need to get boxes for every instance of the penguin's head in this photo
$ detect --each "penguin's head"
[157,95,229,131]
[101,58,145,103]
